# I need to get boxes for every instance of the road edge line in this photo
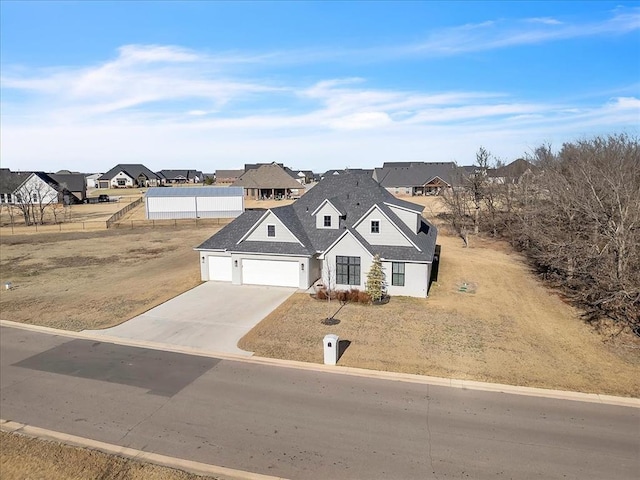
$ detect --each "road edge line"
[2,319,638,408]
[0,419,287,480]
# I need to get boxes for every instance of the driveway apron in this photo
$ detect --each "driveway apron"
[84,283,296,356]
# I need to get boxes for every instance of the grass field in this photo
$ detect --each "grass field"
[0,226,219,330]
[0,432,218,480]
[239,231,640,397]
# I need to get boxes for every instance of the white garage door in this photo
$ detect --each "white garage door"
[208,256,232,281]
[242,259,299,287]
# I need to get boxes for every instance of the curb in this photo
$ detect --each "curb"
[2,319,638,408]
[0,419,287,480]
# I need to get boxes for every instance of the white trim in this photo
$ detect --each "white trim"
[311,198,343,217]
[319,229,372,260]
[383,201,423,214]
[233,251,310,258]
[380,257,432,264]
[423,175,451,187]
[237,209,306,247]
[352,204,422,252]
[236,210,271,244]
[270,210,306,246]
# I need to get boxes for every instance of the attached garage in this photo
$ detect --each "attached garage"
[208,256,232,281]
[241,259,299,287]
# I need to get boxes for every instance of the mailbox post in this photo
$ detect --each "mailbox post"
[323,334,339,365]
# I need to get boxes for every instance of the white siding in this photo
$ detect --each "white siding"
[322,233,372,291]
[245,211,298,243]
[15,174,59,205]
[387,204,420,234]
[355,207,412,247]
[314,202,340,229]
[384,261,430,297]
[111,172,134,188]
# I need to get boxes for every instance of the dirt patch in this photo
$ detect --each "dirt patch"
[0,226,219,331]
[0,431,219,480]
[240,233,640,397]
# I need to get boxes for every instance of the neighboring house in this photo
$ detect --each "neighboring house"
[487,159,538,184]
[145,186,244,220]
[232,162,304,200]
[287,169,317,185]
[85,173,102,189]
[373,162,458,196]
[98,164,160,189]
[196,172,438,298]
[157,169,204,184]
[49,173,87,202]
[0,169,83,205]
[215,169,244,185]
[0,169,29,204]
[321,169,373,180]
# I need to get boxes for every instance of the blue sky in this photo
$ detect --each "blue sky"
[1,1,638,173]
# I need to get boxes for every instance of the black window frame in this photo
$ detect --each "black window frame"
[267,224,276,237]
[370,220,380,234]
[323,215,331,227]
[392,262,405,286]
[336,256,361,285]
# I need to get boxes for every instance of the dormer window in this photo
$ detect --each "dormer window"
[267,225,276,237]
[370,220,380,234]
[324,215,331,227]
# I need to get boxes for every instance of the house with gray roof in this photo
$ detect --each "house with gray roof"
[157,169,203,184]
[215,169,244,185]
[98,164,160,189]
[0,169,85,205]
[196,172,438,297]
[232,162,303,200]
[373,162,458,196]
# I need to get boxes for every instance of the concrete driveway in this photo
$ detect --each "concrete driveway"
[84,283,296,356]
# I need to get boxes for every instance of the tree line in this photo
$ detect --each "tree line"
[442,134,639,335]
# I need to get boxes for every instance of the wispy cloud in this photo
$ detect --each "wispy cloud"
[401,8,640,56]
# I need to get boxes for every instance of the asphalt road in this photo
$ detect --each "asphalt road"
[1,326,638,479]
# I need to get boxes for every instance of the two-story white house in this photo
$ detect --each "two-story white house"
[196,172,438,297]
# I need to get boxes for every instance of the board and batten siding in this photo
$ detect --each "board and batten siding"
[383,261,430,297]
[314,202,340,229]
[322,232,372,291]
[386,204,421,234]
[245,211,299,243]
[355,207,412,247]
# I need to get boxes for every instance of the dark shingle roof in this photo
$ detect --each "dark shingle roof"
[49,174,86,192]
[374,162,457,188]
[157,169,203,180]
[0,169,30,194]
[98,164,159,181]
[198,171,437,263]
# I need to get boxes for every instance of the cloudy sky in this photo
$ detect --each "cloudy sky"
[1,1,638,173]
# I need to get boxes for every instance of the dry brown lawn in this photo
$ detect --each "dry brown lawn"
[0,432,218,480]
[240,232,640,397]
[0,226,219,330]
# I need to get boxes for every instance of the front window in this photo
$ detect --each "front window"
[267,225,276,237]
[117,179,126,186]
[371,220,380,234]
[392,262,405,286]
[31,193,38,202]
[336,256,360,285]
[324,215,331,227]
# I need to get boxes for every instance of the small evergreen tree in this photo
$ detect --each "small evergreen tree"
[366,254,386,302]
